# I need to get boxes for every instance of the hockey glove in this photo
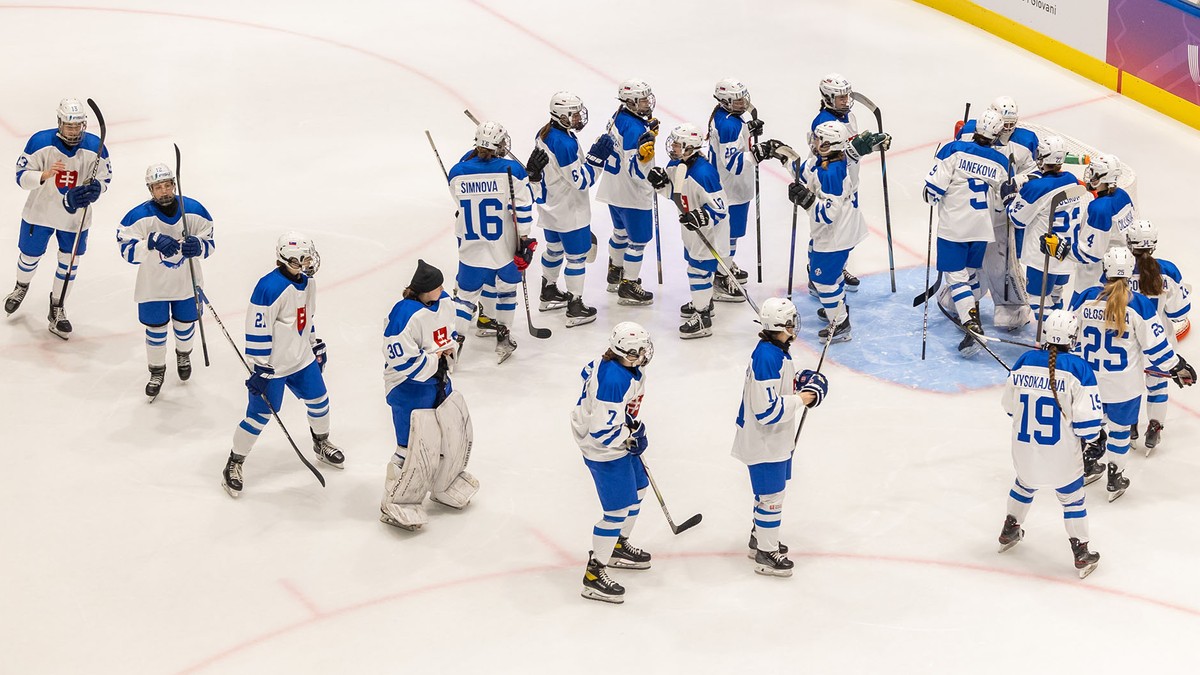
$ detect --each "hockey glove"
[647,167,670,190]
[312,338,327,372]
[148,232,181,258]
[647,118,660,136]
[181,235,203,258]
[999,179,1018,207]
[746,118,765,137]
[1039,233,1070,261]
[679,208,710,232]
[850,132,886,158]
[922,185,942,205]
[246,365,274,398]
[751,139,783,163]
[63,181,101,213]
[1170,356,1196,387]
[525,147,550,183]
[796,369,829,408]
[636,131,656,162]
[585,134,615,167]
[787,182,816,209]
[626,420,648,456]
[514,237,538,271]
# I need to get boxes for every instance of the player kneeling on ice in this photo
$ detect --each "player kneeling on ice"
[221,233,343,497]
[116,163,214,401]
[732,298,828,578]
[571,322,655,603]
[379,260,477,531]
[999,310,1103,578]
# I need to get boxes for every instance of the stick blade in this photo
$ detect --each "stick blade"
[529,326,552,339]
[671,513,703,535]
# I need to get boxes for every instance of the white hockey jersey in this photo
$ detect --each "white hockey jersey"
[244,269,318,378]
[732,340,803,465]
[664,157,729,262]
[924,140,1010,243]
[708,108,757,205]
[570,357,646,463]
[447,153,532,268]
[811,108,858,136]
[1131,258,1191,346]
[116,198,215,303]
[532,125,596,233]
[956,122,1039,179]
[1008,172,1089,275]
[382,292,458,396]
[1070,285,1179,402]
[791,154,867,253]
[1001,349,1102,489]
[14,129,112,233]
[595,109,655,209]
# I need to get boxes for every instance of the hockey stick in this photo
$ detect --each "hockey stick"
[506,167,551,339]
[1003,153,1016,303]
[793,321,835,446]
[56,98,106,309]
[850,92,895,292]
[425,130,449,181]
[174,144,210,367]
[641,458,702,535]
[920,183,936,360]
[1035,190,1070,343]
[787,181,799,298]
[749,105,764,284]
[652,195,663,285]
[199,290,325,487]
[936,302,1012,371]
[463,110,525,167]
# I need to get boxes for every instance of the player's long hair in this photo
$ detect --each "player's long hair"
[1098,276,1131,336]
[537,121,554,141]
[1132,248,1164,297]
[1046,344,1065,416]
[467,148,497,161]
[758,329,792,352]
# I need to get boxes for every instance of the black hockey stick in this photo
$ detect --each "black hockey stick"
[199,289,325,487]
[936,301,1012,371]
[652,195,664,285]
[749,105,764,284]
[1003,152,1016,303]
[787,183,799,298]
[642,458,702,535]
[174,144,210,367]
[1034,189,1073,343]
[506,168,551,339]
[851,92,895,292]
[56,98,107,309]
[920,163,937,361]
[793,320,835,447]
[425,130,449,181]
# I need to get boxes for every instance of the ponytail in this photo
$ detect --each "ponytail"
[537,121,553,142]
[1047,345,1064,416]
[1100,277,1130,336]
[1133,248,1163,297]
[707,105,720,136]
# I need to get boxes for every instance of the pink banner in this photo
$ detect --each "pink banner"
[1108,0,1200,104]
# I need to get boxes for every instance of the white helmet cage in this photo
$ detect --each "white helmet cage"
[610,321,653,366]
[819,73,853,114]
[990,96,1019,133]
[1084,154,1121,191]
[145,163,177,206]
[759,297,799,333]
[56,98,87,146]
[1125,219,1159,251]
[1037,136,1068,168]
[1102,246,1136,279]
[714,78,751,114]
[666,123,705,161]
[474,121,510,157]
[549,91,588,131]
[975,109,1005,142]
[277,231,321,277]
[1041,309,1080,349]
[810,121,850,156]
[617,79,656,116]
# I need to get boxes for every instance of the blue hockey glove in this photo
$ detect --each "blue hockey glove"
[181,235,202,258]
[788,182,816,209]
[679,208,710,231]
[585,134,615,167]
[62,181,101,213]
[246,365,274,398]
[626,420,648,456]
[148,232,181,257]
[796,369,829,408]
[312,338,327,372]
[999,179,1017,206]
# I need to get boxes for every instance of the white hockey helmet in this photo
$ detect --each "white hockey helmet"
[1125,219,1159,251]
[1041,309,1080,349]
[819,73,853,114]
[714,78,751,114]
[989,96,1019,132]
[610,321,653,366]
[617,79,655,116]
[1103,246,1136,279]
[759,297,799,333]
[145,163,176,206]
[974,109,1005,143]
[1036,135,1067,169]
[666,123,705,161]
[810,121,850,156]
[549,91,588,131]
[474,121,510,157]
[56,98,87,146]
[277,231,321,277]
[1083,154,1121,191]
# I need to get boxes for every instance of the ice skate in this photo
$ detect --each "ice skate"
[731,263,749,283]
[312,431,345,469]
[4,281,29,315]
[1083,431,1106,485]
[997,515,1024,553]
[222,453,245,498]
[606,261,623,293]
[747,531,789,559]
[842,269,860,292]
[753,547,794,577]
[957,319,984,358]
[1130,423,1139,444]
[680,301,715,320]
[1070,537,1100,579]
[679,304,713,340]
[581,553,625,604]
[47,294,71,340]
[807,279,818,298]
[539,278,569,312]
[176,350,192,382]
[475,314,499,337]
[565,295,597,328]
[1144,420,1163,455]
[145,365,166,402]
[609,536,651,570]
[713,273,745,303]
[818,314,851,343]
[617,278,653,306]
[495,324,517,364]
[1106,462,1129,502]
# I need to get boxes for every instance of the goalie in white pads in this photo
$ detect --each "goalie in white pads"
[379,260,477,530]
[571,322,655,603]
[998,309,1103,578]
[732,298,828,578]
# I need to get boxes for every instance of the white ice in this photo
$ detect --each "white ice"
[2,1,1200,673]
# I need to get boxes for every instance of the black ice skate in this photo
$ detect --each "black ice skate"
[818,314,852,344]
[606,261,623,293]
[609,536,651,570]
[475,314,499,337]
[731,263,749,283]
[145,365,166,402]
[495,323,517,364]
[1144,420,1163,455]
[679,304,713,340]
[222,452,245,498]
[4,281,29,315]
[582,553,625,604]
[1130,423,1139,443]
[176,350,192,381]
[1070,537,1100,579]
[565,295,597,328]
[747,531,789,559]
[753,547,795,577]
[1083,431,1107,485]
[617,278,653,306]
[997,515,1024,553]
[713,273,745,303]
[47,294,71,340]
[1106,462,1129,502]
[539,278,569,312]
[957,319,984,358]
[680,301,716,320]
[843,269,860,292]
[312,431,345,469]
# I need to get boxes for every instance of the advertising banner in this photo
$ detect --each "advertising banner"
[1108,0,1200,105]
[971,0,1109,60]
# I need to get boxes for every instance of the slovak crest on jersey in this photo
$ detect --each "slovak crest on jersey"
[296,306,307,334]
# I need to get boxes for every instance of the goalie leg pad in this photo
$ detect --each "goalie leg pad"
[380,412,441,528]
[430,391,478,508]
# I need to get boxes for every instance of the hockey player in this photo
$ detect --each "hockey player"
[595,79,659,306]
[7,98,112,338]
[1069,247,1195,501]
[998,309,1103,578]
[1071,155,1136,291]
[571,322,655,604]
[527,93,602,324]
[732,298,828,577]
[379,260,477,530]
[707,78,760,296]
[648,123,729,339]
[447,121,535,361]
[924,108,1013,356]
[220,232,344,498]
[1126,221,1191,451]
[116,163,215,399]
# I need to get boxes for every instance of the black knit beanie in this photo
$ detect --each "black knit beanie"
[409,259,443,294]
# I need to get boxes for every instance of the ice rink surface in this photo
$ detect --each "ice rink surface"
[3,1,1200,673]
